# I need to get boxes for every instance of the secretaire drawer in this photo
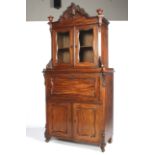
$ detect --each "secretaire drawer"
[49,74,100,102]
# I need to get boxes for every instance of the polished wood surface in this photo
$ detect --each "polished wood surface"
[73,103,101,143]
[43,3,114,152]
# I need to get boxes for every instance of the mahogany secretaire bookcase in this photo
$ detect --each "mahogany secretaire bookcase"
[43,3,114,152]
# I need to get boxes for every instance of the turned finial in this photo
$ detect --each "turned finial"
[48,16,54,22]
[97,8,104,15]
[48,16,54,29]
[97,8,104,26]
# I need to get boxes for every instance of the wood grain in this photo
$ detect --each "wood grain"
[44,3,114,152]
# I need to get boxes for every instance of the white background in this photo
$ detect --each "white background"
[0,0,155,155]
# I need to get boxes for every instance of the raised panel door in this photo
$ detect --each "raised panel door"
[73,103,101,143]
[48,103,72,138]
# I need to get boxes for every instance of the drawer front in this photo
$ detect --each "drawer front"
[49,74,100,102]
[53,78,95,96]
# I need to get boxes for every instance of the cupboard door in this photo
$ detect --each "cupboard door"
[75,25,98,67]
[52,28,74,67]
[73,103,100,143]
[48,103,71,138]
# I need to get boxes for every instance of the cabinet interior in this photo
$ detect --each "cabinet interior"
[57,32,70,64]
[79,29,94,63]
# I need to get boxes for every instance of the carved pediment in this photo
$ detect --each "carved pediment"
[59,3,89,21]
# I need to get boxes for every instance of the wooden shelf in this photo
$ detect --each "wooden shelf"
[58,47,70,51]
[80,46,93,49]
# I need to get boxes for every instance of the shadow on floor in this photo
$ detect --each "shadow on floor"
[26,127,45,142]
[26,126,101,151]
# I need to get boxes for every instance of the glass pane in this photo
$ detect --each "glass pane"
[79,29,94,63]
[57,32,70,64]
[57,32,69,49]
[79,47,94,63]
[57,49,70,63]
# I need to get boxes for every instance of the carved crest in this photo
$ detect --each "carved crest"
[59,3,89,21]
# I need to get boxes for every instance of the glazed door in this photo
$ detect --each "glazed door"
[73,103,101,143]
[75,25,98,67]
[52,28,74,67]
[48,103,72,138]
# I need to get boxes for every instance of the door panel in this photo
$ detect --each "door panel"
[48,103,71,138]
[73,103,101,143]
[75,25,98,67]
[76,108,95,136]
[52,28,74,67]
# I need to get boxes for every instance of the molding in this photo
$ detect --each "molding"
[59,3,89,21]
[50,78,54,94]
[102,74,106,87]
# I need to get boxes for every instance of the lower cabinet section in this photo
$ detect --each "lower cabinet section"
[46,102,101,143]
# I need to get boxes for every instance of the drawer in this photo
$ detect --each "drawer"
[49,74,100,102]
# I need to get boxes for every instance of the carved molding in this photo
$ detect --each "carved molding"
[102,74,106,87]
[51,78,54,94]
[59,3,89,21]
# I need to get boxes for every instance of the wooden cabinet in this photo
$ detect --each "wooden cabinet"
[43,3,114,152]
